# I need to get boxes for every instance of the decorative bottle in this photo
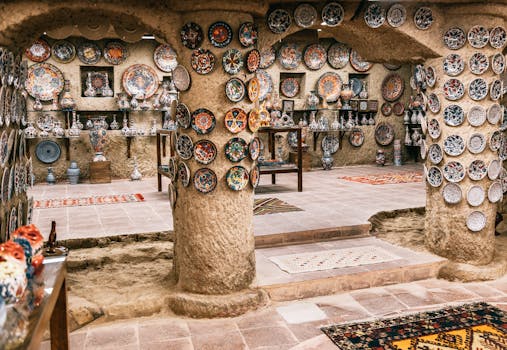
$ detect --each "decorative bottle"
[83,73,96,97]
[66,161,80,185]
[60,80,76,110]
[101,73,113,97]
[46,167,56,185]
[359,81,368,99]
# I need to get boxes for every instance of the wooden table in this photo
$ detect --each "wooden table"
[156,129,174,192]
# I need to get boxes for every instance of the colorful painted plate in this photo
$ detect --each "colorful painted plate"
[304,44,327,70]
[317,72,342,103]
[51,40,75,63]
[349,128,365,147]
[239,22,258,47]
[172,65,191,91]
[250,165,260,188]
[375,122,395,146]
[191,108,216,135]
[35,140,61,164]
[225,137,248,162]
[168,157,177,181]
[321,2,344,27]
[222,49,243,75]
[428,143,443,164]
[122,64,159,98]
[248,77,260,102]
[443,161,465,183]
[278,43,302,70]
[414,7,433,30]
[294,3,318,28]
[208,21,233,48]
[175,103,191,129]
[226,166,249,191]
[280,77,300,98]
[468,78,488,101]
[468,25,489,48]
[468,160,487,181]
[194,139,217,165]
[25,38,51,62]
[257,69,273,102]
[469,52,489,75]
[225,108,248,133]
[490,79,503,101]
[425,66,436,88]
[25,63,64,101]
[391,101,403,116]
[180,22,203,49]
[443,134,465,156]
[490,26,507,49]
[259,46,276,69]
[443,78,465,101]
[77,41,101,64]
[103,41,128,65]
[249,137,261,160]
[194,168,217,194]
[364,3,386,28]
[176,134,193,160]
[153,44,178,72]
[191,48,215,75]
[492,53,505,75]
[248,109,261,132]
[225,77,246,102]
[443,53,464,77]
[443,27,466,50]
[426,166,443,188]
[381,102,392,116]
[427,93,440,114]
[350,50,372,72]
[381,73,404,102]
[428,118,441,139]
[246,49,260,73]
[387,4,406,28]
[327,42,349,69]
[267,9,292,34]
[177,161,190,187]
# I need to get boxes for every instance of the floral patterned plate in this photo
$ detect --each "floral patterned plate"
[387,4,406,28]
[191,48,215,75]
[77,41,101,64]
[194,139,217,165]
[239,22,258,47]
[225,137,248,162]
[468,133,486,154]
[349,128,365,147]
[304,44,327,70]
[294,3,318,28]
[468,78,488,101]
[180,22,203,49]
[226,166,249,191]
[428,143,443,165]
[467,185,485,207]
[443,134,465,156]
[178,161,190,187]
[225,108,248,133]
[467,105,486,127]
[442,183,462,204]
[414,7,433,30]
[194,168,217,194]
[278,43,302,70]
[468,159,487,181]
[249,137,261,160]
[268,9,292,34]
[153,44,178,72]
[374,122,395,146]
[492,53,505,75]
[317,72,342,103]
[246,49,260,73]
[490,26,507,49]
[381,102,392,116]
[122,64,159,98]
[250,165,260,188]
[321,2,344,27]
[443,78,465,101]
[350,50,372,72]
[248,77,260,102]
[443,27,466,50]
[487,103,503,125]
[191,108,216,135]
[427,93,440,113]
[25,63,64,101]
[426,166,443,188]
[176,134,193,160]
[248,109,260,132]
[428,118,441,139]
[443,161,465,183]
[280,78,299,98]
[468,25,489,48]
[25,38,51,62]
[222,49,243,75]
[443,54,464,76]
[51,40,76,63]
[364,3,385,28]
[259,46,276,69]
[225,77,246,102]
[381,73,404,102]
[208,21,232,48]
[327,42,349,69]
[469,52,489,75]
[176,103,191,129]
[104,41,129,65]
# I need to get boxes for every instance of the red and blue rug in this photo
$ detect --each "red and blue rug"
[34,193,145,209]
[338,171,423,185]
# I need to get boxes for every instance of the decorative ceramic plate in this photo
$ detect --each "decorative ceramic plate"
[259,46,276,69]
[304,44,327,70]
[249,137,261,160]
[469,52,489,75]
[322,135,340,154]
[248,77,260,102]
[225,77,246,102]
[280,78,300,98]
[387,4,406,28]
[468,78,488,101]
[225,108,248,133]
[444,104,465,127]
[122,64,159,98]
[468,25,489,48]
[364,3,385,28]
[443,27,466,50]
[501,110,507,131]
[488,159,502,180]
[317,72,342,103]
[381,73,404,102]
[77,41,101,64]
[193,168,217,194]
[226,166,249,191]
[1,167,8,203]
[490,130,503,151]
[490,79,503,101]
[442,183,462,204]
[238,22,258,47]
[327,43,349,69]
[180,22,203,49]
[257,69,273,101]
[294,3,318,28]
[414,7,433,30]
[191,108,216,135]
[103,41,128,65]
[167,157,177,181]
[0,131,8,167]
[467,185,485,207]
[191,48,215,75]
[248,109,260,132]
[426,166,443,188]
[51,40,75,63]
[176,103,191,129]
[250,165,260,188]
[374,122,395,146]
[25,38,51,62]
[466,106,487,128]
[278,43,302,70]
[349,128,364,147]
[428,118,441,139]
[35,140,61,164]
[25,63,64,101]
[502,168,507,193]
[153,44,178,72]
[168,182,177,209]
[222,49,243,75]
[467,211,486,232]
[490,26,507,48]
[443,161,465,183]
[173,65,191,91]
[176,134,193,160]
[425,66,436,88]
[321,2,344,27]
[208,21,232,48]
[489,181,503,203]
[267,9,292,34]
[349,77,362,97]
[427,93,440,114]
[501,135,507,161]
[428,143,443,164]
[194,139,217,165]
[225,137,248,162]
[468,160,487,181]
[178,161,190,187]
[381,102,392,116]
[443,54,464,77]
[487,103,503,125]
[443,78,465,101]
[246,49,260,73]
[468,133,486,154]
[492,53,505,75]
[350,50,372,72]
[443,134,465,156]
[420,139,428,160]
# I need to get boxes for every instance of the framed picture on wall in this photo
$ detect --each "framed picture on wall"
[282,99,294,113]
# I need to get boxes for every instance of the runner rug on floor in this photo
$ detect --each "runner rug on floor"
[269,245,401,273]
[321,302,507,349]
[254,198,303,216]
[338,171,423,185]
[34,193,145,209]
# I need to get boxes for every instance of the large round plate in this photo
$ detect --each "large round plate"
[414,7,433,30]
[26,38,51,62]
[77,41,101,64]
[268,9,292,34]
[294,3,318,28]
[173,65,191,91]
[52,40,76,63]
[468,78,488,101]
[443,161,465,183]
[443,78,464,101]
[238,22,258,47]
[443,54,464,77]
[225,77,246,102]
[468,25,489,48]
[468,160,487,181]
[381,102,392,116]
[304,44,327,70]
[222,49,243,75]
[467,185,485,207]
[175,103,191,129]
[467,211,486,232]
[443,134,465,156]
[176,134,193,160]
[443,27,466,50]
[280,78,299,98]
[488,181,503,203]
[208,21,233,48]
[327,43,349,69]
[317,72,342,103]
[387,4,406,28]
[427,166,443,188]
[249,137,261,160]
[278,43,302,70]
[322,135,340,154]
[226,166,249,191]
[442,183,462,204]
[259,46,276,69]
[250,165,260,188]
[490,26,507,48]
[246,49,260,73]
[104,41,128,65]
[177,161,190,187]
[122,64,159,98]
[180,22,203,49]
[381,73,404,102]
[321,2,344,27]
[350,50,372,72]
[191,48,215,75]
[374,122,395,146]
[193,168,217,194]
[225,108,248,133]
[349,128,364,147]
[257,69,273,101]
[191,108,216,135]
[153,44,178,72]
[364,3,386,28]
[225,137,248,162]
[468,133,486,154]
[25,63,64,101]
[467,105,486,127]
[35,140,61,164]
[194,139,217,165]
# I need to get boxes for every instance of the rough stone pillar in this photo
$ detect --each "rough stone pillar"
[424,13,505,273]
[168,10,267,317]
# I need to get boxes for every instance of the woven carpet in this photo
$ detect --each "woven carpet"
[269,245,401,273]
[322,302,507,349]
[34,193,145,209]
[254,198,303,216]
[338,171,423,185]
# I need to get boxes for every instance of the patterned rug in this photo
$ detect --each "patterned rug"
[34,193,145,209]
[269,246,401,273]
[254,198,303,216]
[321,302,507,349]
[338,171,423,185]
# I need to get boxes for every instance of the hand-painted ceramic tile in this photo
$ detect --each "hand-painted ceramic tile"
[180,22,203,49]
[225,137,248,162]
[153,44,178,72]
[294,3,318,28]
[280,77,299,98]
[51,40,75,63]
[259,46,276,69]
[425,66,436,88]
[222,49,243,75]
[267,9,292,34]
[193,168,217,194]
[122,64,159,98]
[25,38,51,63]
[321,2,344,27]
[104,41,129,65]
[225,108,248,133]
[25,63,64,101]
[278,43,302,70]
[225,77,246,102]
[175,103,191,129]
[191,48,215,75]
[172,65,191,91]
[317,72,342,103]
[381,73,404,102]
[208,21,233,48]
[238,22,258,47]
[191,108,216,135]
[246,49,260,73]
[77,41,101,64]
[304,44,327,70]
[327,43,349,69]
[226,166,249,191]
[428,143,443,165]
[428,118,441,139]
[249,137,261,160]
[194,139,217,165]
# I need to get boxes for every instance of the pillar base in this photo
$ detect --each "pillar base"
[438,258,507,282]
[168,288,269,318]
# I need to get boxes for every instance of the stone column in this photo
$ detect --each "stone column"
[168,10,267,317]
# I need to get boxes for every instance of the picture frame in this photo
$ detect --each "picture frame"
[282,99,294,113]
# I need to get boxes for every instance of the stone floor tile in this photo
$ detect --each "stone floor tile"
[288,334,338,350]
[84,325,138,349]
[286,320,329,342]
[191,330,246,350]
[386,284,447,308]
[351,289,408,316]
[427,286,481,303]
[241,326,298,349]
[235,309,286,329]
[142,338,193,350]
[138,319,190,342]
[462,283,506,298]
[276,303,327,324]
[187,319,238,335]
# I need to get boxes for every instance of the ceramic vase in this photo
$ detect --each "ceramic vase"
[24,122,37,138]
[393,140,402,166]
[52,121,65,138]
[404,110,411,124]
[89,127,108,161]
[376,149,386,166]
[322,150,333,170]
[33,98,43,111]
[101,73,113,97]
[46,167,56,185]
[84,73,96,97]
[117,92,130,110]
[340,82,353,110]
[309,110,318,130]
[410,110,418,124]
[359,81,368,99]
[130,157,142,181]
[110,115,119,130]
[66,161,80,185]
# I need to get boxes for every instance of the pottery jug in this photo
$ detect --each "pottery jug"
[66,161,80,185]
[33,98,43,111]
[340,82,353,110]
[52,121,65,138]
[110,115,119,130]
[84,73,96,97]
[404,110,411,124]
[308,111,318,130]
[117,92,130,110]
[46,167,56,185]
[306,90,319,110]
